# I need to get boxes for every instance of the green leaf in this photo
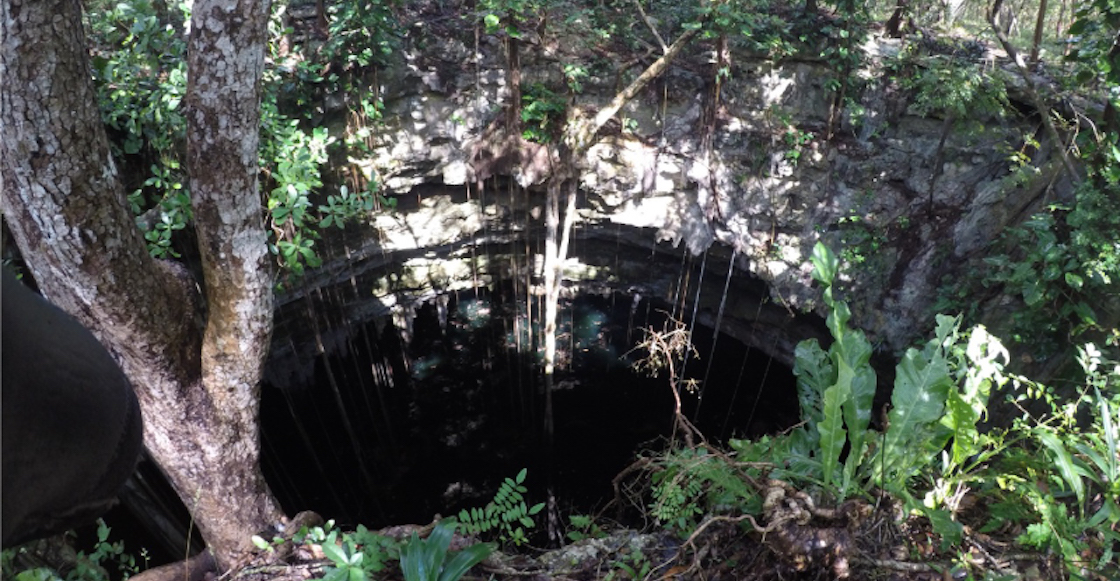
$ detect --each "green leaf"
[793,339,833,435]
[838,328,876,479]
[437,543,494,581]
[942,324,1005,466]
[1036,429,1086,509]
[810,242,839,289]
[874,342,953,486]
[399,532,430,581]
[322,537,348,566]
[924,507,963,549]
[817,360,851,488]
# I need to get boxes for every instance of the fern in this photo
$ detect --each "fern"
[457,469,544,546]
[649,447,761,532]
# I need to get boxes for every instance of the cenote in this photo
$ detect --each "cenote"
[256,279,802,537]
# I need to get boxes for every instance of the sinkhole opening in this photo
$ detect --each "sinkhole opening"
[258,283,802,533]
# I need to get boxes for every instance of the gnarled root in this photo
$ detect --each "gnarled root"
[758,480,871,579]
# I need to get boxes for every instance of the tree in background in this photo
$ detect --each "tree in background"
[1,0,283,570]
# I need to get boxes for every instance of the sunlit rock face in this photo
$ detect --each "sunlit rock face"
[273,6,1068,371]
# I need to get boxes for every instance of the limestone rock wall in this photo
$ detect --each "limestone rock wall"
[271,5,1067,380]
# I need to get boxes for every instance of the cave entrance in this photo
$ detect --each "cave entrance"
[258,283,802,532]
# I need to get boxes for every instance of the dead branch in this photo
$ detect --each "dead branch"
[565,23,703,153]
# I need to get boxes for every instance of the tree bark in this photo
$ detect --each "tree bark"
[182,0,284,564]
[1,0,282,570]
[1030,0,1048,64]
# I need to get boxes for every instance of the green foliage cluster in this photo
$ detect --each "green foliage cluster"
[933,0,1119,361]
[1,521,146,581]
[88,0,191,258]
[320,0,397,71]
[885,40,1009,131]
[1065,0,1120,90]
[479,0,543,38]
[456,468,545,547]
[692,0,796,58]
[986,345,1120,579]
[644,244,1118,577]
[981,191,1119,354]
[649,446,758,533]
[767,244,1008,525]
[603,545,651,581]
[520,83,567,143]
[85,0,396,275]
[258,0,396,279]
[564,514,607,542]
[286,518,489,581]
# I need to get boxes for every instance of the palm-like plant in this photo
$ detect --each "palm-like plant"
[399,520,494,581]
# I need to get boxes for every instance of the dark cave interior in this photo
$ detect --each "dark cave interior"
[88,283,803,567]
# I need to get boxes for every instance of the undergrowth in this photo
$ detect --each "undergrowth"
[637,243,1119,580]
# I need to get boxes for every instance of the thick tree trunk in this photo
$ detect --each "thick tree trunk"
[1,0,282,569]
[179,0,284,564]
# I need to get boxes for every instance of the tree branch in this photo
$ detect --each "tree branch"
[565,23,703,154]
[988,0,1081,183]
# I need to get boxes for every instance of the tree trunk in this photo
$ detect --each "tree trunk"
[1,0,283,570]
[1029,0,1048,64]
[541,19,705,390]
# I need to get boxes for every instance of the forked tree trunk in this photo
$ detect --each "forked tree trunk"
[1,0,283,569]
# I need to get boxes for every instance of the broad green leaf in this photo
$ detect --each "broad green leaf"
[322,537,348,565]
[399,532,429,581]
[1097,387,1119,479]
[826,301,852,344]
[1037,430,1086,510]
[817,357,851,488]
[794,339,832,436]
[810,242,839,287]
[437,543,495,581]
[875,344,953,485]
[838,327,876,479]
